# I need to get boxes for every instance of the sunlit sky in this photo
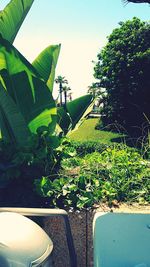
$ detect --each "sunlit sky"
[1,0,150,98]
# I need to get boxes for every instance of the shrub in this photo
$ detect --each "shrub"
[35,144,150,209]
[70,140,109,156]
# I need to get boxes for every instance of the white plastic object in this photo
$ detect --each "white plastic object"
[0,212,53,267]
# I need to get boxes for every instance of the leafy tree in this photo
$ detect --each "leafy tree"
[88,83,101,98]
[88,83,105,109]
[55,75,68,106]
[94,17,150,136]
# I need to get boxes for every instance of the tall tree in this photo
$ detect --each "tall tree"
[62,86,71,107]
[94,17,150,136]
[55,76,68,106]
[68,92,73,101]
[88,83,103,98]
[88,83,105,108]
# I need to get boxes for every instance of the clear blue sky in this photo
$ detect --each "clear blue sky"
[1,0,150,98]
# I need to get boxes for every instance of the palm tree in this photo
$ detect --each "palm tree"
[55,76,68,106]
[88,83,102,98]
[62,86,71,107]
[88,83,106,108]
[68,92,73,102]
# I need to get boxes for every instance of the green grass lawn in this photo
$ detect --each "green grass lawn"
[69,118,125,144]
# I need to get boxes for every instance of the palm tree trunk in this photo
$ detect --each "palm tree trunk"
[59,83,62,106]
[64,90,67,110]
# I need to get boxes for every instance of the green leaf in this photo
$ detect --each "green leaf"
[0,0,34,43]
[0,81,30,145]
[0,36,57,135]
[32,44,61,92]
[67,95,94,126]
[57,95,94,134]
[46,135,61,149]
[28,105,56,134]
[57,106,72,134]
[0,35,40,95]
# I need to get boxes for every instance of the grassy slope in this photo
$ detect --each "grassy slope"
[69,118,124,143]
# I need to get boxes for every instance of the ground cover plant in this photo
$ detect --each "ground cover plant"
[34,119,150,209]
[35,143,150,209]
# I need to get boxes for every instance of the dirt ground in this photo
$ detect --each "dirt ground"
[96,202,150,214]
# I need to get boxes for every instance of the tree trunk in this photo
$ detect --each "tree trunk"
[64,90,67,108]
[59,83,62,106]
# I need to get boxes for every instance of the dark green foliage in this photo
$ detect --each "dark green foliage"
[70,141,109,156]
[94,17,150,136]
[0,135,79,207]
[0,127,63,206]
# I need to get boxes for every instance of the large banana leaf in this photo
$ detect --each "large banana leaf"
[57,106,72,134]
[0,80,30,145]
[57,95,94,134]
[0,0,34,43]
[0,36,40,90]
[0,36,57,135]
[68,95,95,134]
[66,95,94,126]
[32,44,61,92]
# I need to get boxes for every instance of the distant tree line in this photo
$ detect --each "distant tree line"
[55,75,72,107]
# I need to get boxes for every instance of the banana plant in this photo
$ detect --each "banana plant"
[0,34,61,145]
[0,0,34,43]
[0,0,94,147]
